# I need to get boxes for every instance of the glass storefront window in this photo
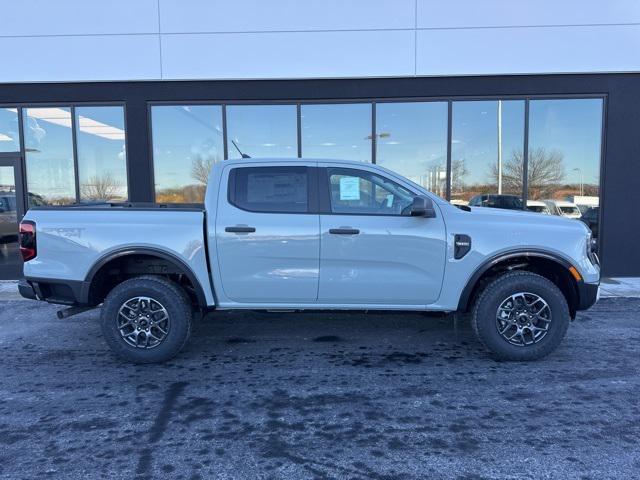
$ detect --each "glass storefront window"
[527,99,602,227]
[376,102,448,198]
[226,105,297,159]
[0,108,20,152]
[301,103,372,162]
[451,100,525,207]
[75,106,128,202]
[23,107,76,206]
[152,105,223,203]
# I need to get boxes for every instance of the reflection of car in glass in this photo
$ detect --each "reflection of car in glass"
[27,192,47,207]
[567,196,599,215]
[580,207,599,237]
[542,200,582,219]
[468,194,523,210]
[526,200,551,214]
[0,192,18,245]
[19,158,600,364]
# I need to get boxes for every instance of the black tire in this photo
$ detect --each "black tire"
[100,275,192,363]
[471,271,570,361]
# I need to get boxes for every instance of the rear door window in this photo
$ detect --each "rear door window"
[228,166,309,213]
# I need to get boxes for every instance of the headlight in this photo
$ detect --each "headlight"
[586,233,599,265]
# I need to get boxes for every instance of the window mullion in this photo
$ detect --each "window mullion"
[70,105,81,204]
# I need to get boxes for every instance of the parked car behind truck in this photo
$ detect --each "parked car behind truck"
[18,158,600,363]
[543,199,582,219]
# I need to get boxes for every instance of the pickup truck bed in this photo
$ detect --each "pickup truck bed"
[22,205,213,307]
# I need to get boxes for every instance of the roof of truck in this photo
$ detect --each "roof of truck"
[220,157,369,165]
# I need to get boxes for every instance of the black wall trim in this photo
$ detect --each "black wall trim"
[2,73,639,276]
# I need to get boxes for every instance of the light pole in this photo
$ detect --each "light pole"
[572,168,583,196]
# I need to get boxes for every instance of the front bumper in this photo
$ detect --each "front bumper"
[576,281,600,311]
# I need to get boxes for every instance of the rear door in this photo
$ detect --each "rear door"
[317,165,446,306]
[214,163,320,303]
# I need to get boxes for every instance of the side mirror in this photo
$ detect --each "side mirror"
[411,195,436,218]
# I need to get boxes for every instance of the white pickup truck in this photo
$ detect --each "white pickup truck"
[18,158,600,363]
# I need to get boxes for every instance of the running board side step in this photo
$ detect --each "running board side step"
[56,306,95,319]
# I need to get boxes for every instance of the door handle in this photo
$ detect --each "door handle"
[225,226,256,233]
[329,228,360,235]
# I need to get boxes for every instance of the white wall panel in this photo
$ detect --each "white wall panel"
[2,1,640,82]
[418,0,640,29]
[159,0,415,33]
[416,25,640,76]
[0,35,161,82]
[161,30,415,79]
[0,0,159,36]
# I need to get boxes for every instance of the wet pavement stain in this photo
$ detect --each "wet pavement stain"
[0,298,638,478]
[135,381,188,477]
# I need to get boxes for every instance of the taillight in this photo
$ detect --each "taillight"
[19,221,37,262]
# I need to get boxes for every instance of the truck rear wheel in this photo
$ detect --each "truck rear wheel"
[471,271,570,361]
[100,276,192,363]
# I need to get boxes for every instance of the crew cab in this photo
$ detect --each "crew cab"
[18,158,600,363]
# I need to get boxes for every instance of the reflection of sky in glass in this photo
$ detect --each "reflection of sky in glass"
[0,108,20,152]
[226,105,297,159]
[24,107,76,204]
[301,103,371,162]
[152,105,223,190]
[452,100,525,192]
[76,106,128,201]
[376,102,447,196]
[529,99,602,187]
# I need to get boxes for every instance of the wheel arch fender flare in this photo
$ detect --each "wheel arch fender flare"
[456,249,580,312]
[82,247,209,308]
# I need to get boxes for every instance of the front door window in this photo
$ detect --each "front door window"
[326,167,414,216]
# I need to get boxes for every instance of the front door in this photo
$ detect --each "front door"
[0,156,26,279]
[317,165,447,306]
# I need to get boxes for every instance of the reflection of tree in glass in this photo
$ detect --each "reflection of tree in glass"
[155,153,219,204]
[450,159,468,194]
[191,155,214,185]
[490,147,565,199]
[81,172,124,201]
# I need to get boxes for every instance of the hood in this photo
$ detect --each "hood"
[463,205,590,233]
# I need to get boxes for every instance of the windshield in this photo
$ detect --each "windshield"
[528,205,549,213]
[496,197,523,209]
[559,206,580,215]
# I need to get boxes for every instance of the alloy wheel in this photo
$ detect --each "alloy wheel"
[496,292,551,346]
[116,296,170,349]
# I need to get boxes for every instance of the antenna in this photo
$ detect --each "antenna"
[231,140,251,158]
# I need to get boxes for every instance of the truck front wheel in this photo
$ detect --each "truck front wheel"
[100,276,192,363]
[471,271,570,361]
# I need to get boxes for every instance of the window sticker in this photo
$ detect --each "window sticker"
[386,194,394,207]
[339,176,360,201]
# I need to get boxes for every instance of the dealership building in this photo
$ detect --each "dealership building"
[1,1,639,279]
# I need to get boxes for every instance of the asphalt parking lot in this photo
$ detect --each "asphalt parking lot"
[0,297,638,480]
